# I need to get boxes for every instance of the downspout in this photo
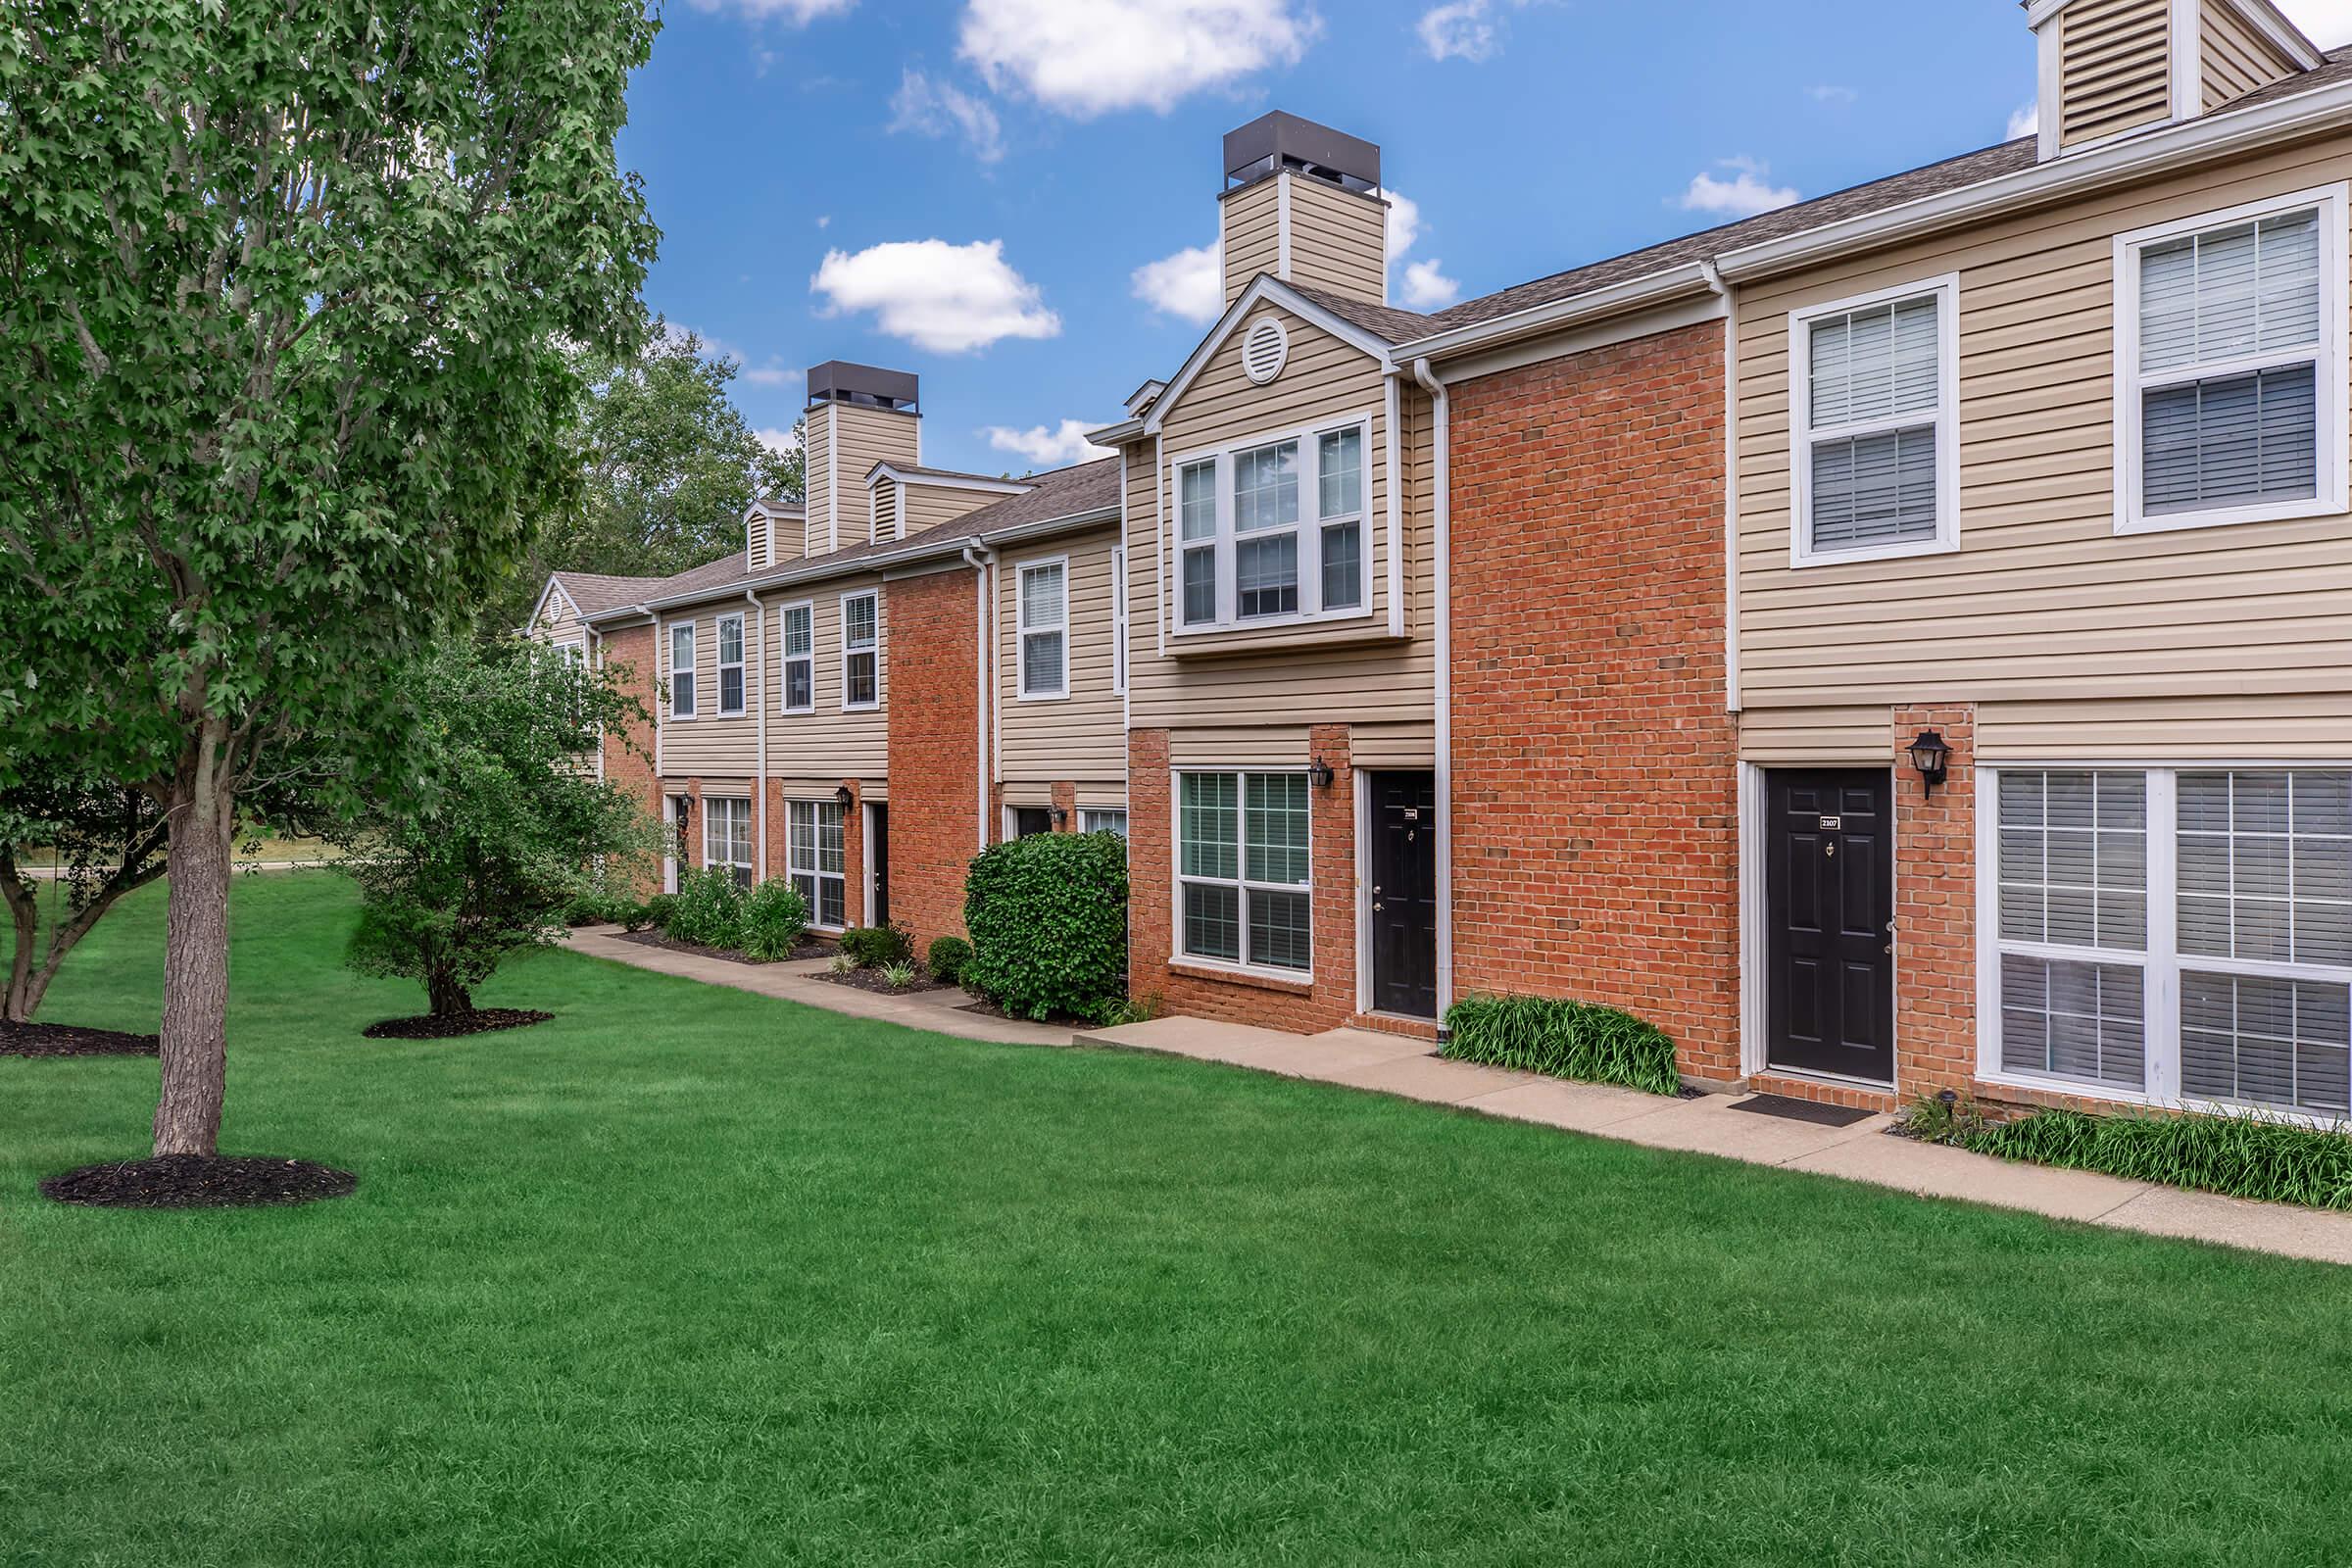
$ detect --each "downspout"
[1699,259,1741,713]
[962,543,994,849]
[1409,358,1454,1021]
[746,590,767,884]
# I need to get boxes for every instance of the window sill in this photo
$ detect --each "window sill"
[1170,958,1315,994]
[1166,614,1399,658]
[1788,534,1959,570]
[2115,497,2347,536]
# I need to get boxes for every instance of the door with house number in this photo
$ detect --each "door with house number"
[1369,771,1439,1019]
[1765,769,1895,1084]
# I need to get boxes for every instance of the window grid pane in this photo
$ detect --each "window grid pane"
[2179,771,2352,967]
[1180,773,1238,880]
[1180,462,1218,540]
[1317,427,1362,518]
[1182,545,1217,625]
[1183,883,1240,961]
[846,595,878,648]
[1245,773,1310,886]
[1247,889,1311,971]
[718,617,743,664]
[1023,630,1064,694]
[1996,770,2148,952]
[1321,521,1361,611]
[1235,534,1298,618]
[1809,425,1939,552]
[783,606,812,657]
[1999,954,2147,1088]
[2182,971,2351,1113]
[1232,442,1298,534]
[1021,564,1065,630]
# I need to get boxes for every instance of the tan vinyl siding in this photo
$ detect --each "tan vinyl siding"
[533,583,589,648]
[1734,130,2352,755]
[1286,176,1388,306]
[1980,693,2352,758]
[758,573,887,781]
[1168,726,1312,767]
[1221,180,1281,305]
[2200,0,2299,111]
[803,404,920,555]
[997,525,1125,787]
[2059,0,2174,148]
[746,513,769,570]
[658,606,760,777]
[1737,707,1895,764]
[1127,303,1436,734]
[900,479,1006,537]
[869,478,898,544]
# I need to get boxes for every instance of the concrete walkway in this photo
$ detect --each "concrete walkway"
[1074,1016,2352,1268]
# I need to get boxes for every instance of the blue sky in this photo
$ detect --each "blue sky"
[621,0,2352,477]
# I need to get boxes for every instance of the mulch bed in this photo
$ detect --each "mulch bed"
[0,1018,160,1058]
[614,929,830,967]
[955,994,1093,1028]
[362,1008,555,1040]
[39,1154,357,1209]
[813,966,957,997]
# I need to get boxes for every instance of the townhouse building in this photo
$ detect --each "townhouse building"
[539,0,2352,1130]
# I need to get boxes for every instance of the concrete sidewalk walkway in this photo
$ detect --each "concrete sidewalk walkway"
[1076,1015,2352,1268]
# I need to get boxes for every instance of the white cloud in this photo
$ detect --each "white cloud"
[684,0,855,21]
[1417,0,1498,61]
[1808,84,1858,105]
[1678,157,1799,220]
[741,364,799,387]
[1131,242,1224,325]
[2280,1,2352,46]
[756,426,803,458]
[815,215,832,229]
[889,69,1005,164]
[1383,189,1422,261]
[810,238,1060,354]
[981,418,1115,468]
[1398,258,1461,310]
[958,0,1318,117]
[2006,101,2038,141]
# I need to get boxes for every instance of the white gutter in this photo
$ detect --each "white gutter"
[1699,260,1741,715]
[1409,357,1454,1021]
[745,589,767,884]
[962,544,994,849]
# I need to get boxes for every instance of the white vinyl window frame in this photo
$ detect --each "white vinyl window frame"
[666,620,697,720]
[1081,808,1129,839]
[1164,410,1377,636]
[786,798,847,931]
[778,600,815,714]
[1787,272,1963,568]
[2111,182,2351,536]
[702,796,754,888]
[840,590,880,712]
[714,612,746,716]
[1110,544,1128,696]
[1016,556,1070,701]
[1977,761,2352,1126]
[1171,769,1314,981]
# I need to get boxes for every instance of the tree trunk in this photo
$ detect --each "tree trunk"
[154,720,235,1157]
[1,849,35,1023]
[426,966,472,1018]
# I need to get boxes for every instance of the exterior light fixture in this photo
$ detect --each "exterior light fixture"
[834,783,855,809]
[1908,729,1951,800]
[1306,757,1335,790]
[1049,805,1069,828]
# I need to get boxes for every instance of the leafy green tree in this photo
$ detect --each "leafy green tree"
[0,0,659,1153]
[340,638,660,1016]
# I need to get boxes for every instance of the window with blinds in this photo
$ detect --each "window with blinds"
[2119,191,2344,532]
[1790,276,1957,564]
[1993,771,2150,1090]
[1017,559,1066,699]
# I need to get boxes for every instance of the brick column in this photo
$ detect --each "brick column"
[1052,780,1079,830]
[1128,729,1174,1007]
[1892,704,1977,1100]
[1307,723,1356,1014]
[599,624,662,897]
[840,779,866,930]
[883,567,983,949]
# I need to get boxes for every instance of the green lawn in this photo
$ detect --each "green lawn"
[7,876,2352,1566]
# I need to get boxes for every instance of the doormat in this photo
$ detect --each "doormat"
[1729,1094,1875,1128]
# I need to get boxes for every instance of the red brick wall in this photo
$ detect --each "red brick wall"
[1892,704,1976,1101]
[885,567,983,951]
[1447,321,1740,1082]
[599,624,662,897]
[1126,723,1360,1034]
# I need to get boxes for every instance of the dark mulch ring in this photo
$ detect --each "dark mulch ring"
[813,965,957,996]
[362,1008,555,1041]
[39,1154,357,1209]
[0,1018,160,1058]
[614,929,830,966]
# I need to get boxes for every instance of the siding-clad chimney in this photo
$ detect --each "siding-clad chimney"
[800,361,921,556]
[1218,112,1388,308]
[2029,0,2317,163]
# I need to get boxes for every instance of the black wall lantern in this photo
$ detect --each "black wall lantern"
[1908,729,1951,800]
[1306,757,1335,790]
[1049,805,1069,829]
[834,783,855,809]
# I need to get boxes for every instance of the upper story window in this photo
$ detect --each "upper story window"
[715,613,746,715]
[779,602,813,713]
[1789,274,1960,566]
[842,591,879,710]
[1017,559,1067,700]
[2116,186,2348,535]
[668,622,696,718]
[1170,413,1374,632]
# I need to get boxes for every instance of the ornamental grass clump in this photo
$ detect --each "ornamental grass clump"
[1441,993,1682,1098]
[1923,1102,2352,1210]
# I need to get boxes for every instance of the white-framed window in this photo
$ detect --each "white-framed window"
[779,601,814,713]
[1177,771,1310,974]
[1788,273,1961,566]
[715,612,746,715]
[554,640,587,667]
[1082,808,1129,839]
[1017,558,1068,700]
[667,621,696,718]
[703,797,753,889]
[842,591,879,710]
[1167,413,1375,632]
[1982,765,2352,1120]
[1110,544,1128,695]
[2114,184,2349,535]
[788,799,846,929]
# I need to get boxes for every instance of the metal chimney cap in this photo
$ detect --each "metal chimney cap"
[806,360,920,413]
[1222,111,1381,193]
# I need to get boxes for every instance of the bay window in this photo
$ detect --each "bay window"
[1170,414,1374,630]
[1179,771,1310,972]
[789,799,846,929]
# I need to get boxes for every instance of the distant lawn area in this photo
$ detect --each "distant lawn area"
[11,875,2352,1565]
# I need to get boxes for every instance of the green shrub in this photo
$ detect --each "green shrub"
[963,831,1129,1023]
[562,888,636,928]
[1932,1103,2352,1210]
[840,922,912,969]
[1440,993,1681,1098]
[742,880,811,961]
[663,866,748,951]
[925,935,974,987]
[632,895,674,933]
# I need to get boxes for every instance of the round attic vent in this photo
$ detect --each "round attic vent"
[1242,318,1289,385]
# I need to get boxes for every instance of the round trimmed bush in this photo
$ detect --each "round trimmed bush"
[925,934,973,987]
[962,832,1128,1023]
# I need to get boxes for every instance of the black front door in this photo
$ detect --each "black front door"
[1765,769,1895,1083]
[1369,771,1440,1019]
[868,805,889,926]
